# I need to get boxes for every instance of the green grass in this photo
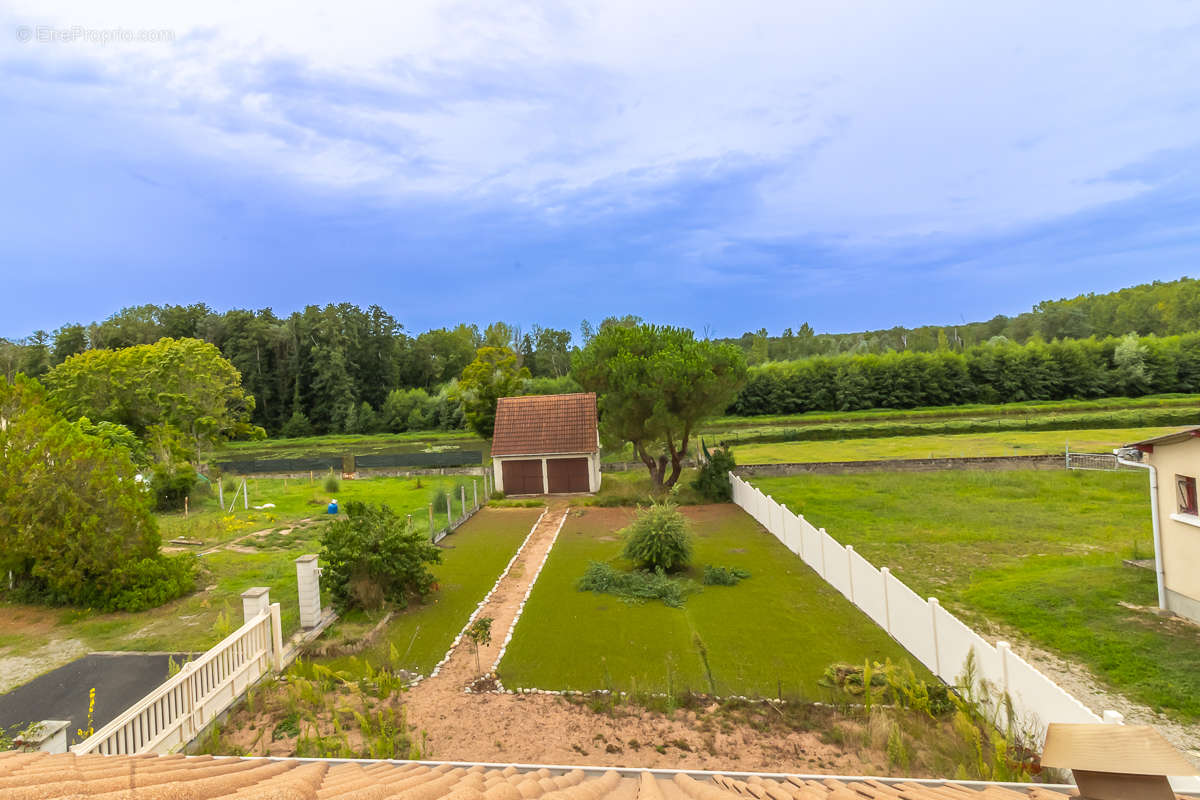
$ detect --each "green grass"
[160,473,485,546]
[578,468,708,506]
[321,507,542,676]
[729,426,1182,464]
[750,469,1200,721]
[498,505,925,697]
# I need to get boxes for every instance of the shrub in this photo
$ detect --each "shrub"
[702,565,750,586]
[691,443,736,502]
[280,409,314,438]
[577,562,698,608]
[320,502,442,611]
[150,463,197,511]
[621,501,692,572]
[104,554,197,612]
[324,470,340,493]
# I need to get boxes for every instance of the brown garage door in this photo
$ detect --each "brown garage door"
[547,457,590,493]
[502,459,544,494]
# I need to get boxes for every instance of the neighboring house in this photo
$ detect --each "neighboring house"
[491,392,601,495]
[1123,427,1200,624]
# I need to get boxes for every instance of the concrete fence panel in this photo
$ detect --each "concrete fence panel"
[1000,644,1101,725]
[820,531,852,599]
[883,571,938,669]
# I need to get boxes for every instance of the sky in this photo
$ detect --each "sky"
[2,1,1199,340]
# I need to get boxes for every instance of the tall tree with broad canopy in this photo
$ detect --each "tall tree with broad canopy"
[572,324,747,488]
[455,346,531,438]
[43,337,262,464]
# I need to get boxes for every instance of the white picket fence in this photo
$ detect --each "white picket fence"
[729,473,1104,735]
[71,605,281,755]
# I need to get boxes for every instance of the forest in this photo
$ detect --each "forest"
[1,276,1197,434]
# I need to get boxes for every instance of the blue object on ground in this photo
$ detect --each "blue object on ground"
[327,500,338,514]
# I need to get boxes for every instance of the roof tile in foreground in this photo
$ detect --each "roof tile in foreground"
[0,752,1121,800]
[491,393,598,457]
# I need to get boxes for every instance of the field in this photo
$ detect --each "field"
[750,470,1200,720]
[320,507,542,676]
[498,505,924,697]
[215,429,485,462]
[728,426,1181,464]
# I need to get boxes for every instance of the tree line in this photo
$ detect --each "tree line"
[723,276,1200,363]
[731,332,1200,415]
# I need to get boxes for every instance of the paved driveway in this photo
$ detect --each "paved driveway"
[0,653,188,740]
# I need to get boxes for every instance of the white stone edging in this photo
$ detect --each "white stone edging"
[410,509,549,688]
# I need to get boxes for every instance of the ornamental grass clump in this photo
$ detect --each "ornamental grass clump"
[621,500,692,573]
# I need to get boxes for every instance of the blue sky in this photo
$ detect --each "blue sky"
[2,1,1199,340]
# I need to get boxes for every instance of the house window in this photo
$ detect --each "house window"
[1176,475,1198,516]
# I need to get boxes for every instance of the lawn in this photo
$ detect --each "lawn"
[160,473,485,547]
[750,469,1200,720]
[729,426,1181,464]
[498,505,925,698]
[321,507,542,676]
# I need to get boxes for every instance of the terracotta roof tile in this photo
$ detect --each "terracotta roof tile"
[0,754,1122,800]
[491,393,598,457]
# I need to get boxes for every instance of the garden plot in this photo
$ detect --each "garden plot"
[498,505,921,697]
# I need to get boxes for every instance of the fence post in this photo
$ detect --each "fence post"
[460,485,467,519]
[996,641,1012,703]
[879,566,892,632]
[845,545,856,603]
[446,495,452,526]
[473,479,478,509]
[428,504,434,538]
[241,587,270,625]
[295,555,322,629]
[929,597,942,677]
[269,602,283,670]
[819,528,828,578]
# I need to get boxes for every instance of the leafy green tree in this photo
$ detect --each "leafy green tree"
[573,324,747,488]
[320,502,442,611]
[0,377,193,610]
[455,346,531,438]
[44,337,262,463]
[622,500,693,572]
[19,331,51,377]
[51,324,89,365]
[280,408,314,438]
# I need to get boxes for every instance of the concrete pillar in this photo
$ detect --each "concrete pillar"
[295,555,322,629]
[541,457,548,494]
[241,587,270,625]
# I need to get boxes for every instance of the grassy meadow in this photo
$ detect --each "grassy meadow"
[320,507,542,676]
[728,426,1181,464]
[498,505,926,697]
[750,470,1200,720]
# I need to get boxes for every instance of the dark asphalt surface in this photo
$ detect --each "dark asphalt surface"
[0,653,187,737]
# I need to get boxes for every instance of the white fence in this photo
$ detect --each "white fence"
[730,473,1103,736]
[72,604,282,755]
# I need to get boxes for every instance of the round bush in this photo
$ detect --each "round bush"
[621,501,692,573]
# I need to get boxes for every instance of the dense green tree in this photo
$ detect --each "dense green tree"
[44,338,261,462]
[573,324,748,488]
[18,330,50,377]
[51,324,89,365]
[455,346,531,438]
[0,377,193,610]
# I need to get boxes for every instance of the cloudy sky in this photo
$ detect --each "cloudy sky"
[2,1,1199,339]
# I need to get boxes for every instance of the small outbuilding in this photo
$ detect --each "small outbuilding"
[491,392,601,495]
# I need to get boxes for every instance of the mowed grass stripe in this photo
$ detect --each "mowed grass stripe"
[750,469,1200,721]
[322,506,542,676]
[499,505,923,697]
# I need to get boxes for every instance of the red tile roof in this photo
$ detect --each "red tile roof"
[0,752,1095,799]
[491,393,598,457]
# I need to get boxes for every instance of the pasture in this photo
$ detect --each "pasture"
[751,469,1200,720]
[498,505,924,697]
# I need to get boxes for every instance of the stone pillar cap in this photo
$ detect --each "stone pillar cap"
[241,586,270,598]
[295,554,318,563]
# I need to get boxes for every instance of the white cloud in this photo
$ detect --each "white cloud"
[5,0,1200,242]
